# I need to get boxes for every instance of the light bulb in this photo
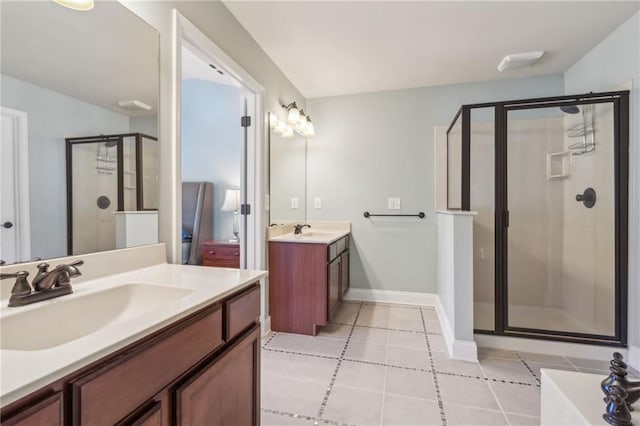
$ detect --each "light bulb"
[274,121,287,135]
[269,112,279,128]
[282,126,295,139]
[303,121,315,138]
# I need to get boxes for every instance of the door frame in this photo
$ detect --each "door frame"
[1,106,31,263]
[173,11,265,270]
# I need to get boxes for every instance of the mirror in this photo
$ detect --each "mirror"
[269,118,307,223]
[0,1,159,263]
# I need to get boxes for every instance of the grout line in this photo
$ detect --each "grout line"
[261,408,356,426]
[262,346,539,387]
[515,352,541,386]
[316,302,363,418]
[261,332,278,348]
[330,321,442,335]
[420,309,448,426]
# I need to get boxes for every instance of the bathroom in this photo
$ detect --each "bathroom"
[1,0,639,425]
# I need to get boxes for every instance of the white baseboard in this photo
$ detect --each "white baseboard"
[345,288,478,362]
[628,344,640,371]
[434,297,478,362]
[343,288,438,306]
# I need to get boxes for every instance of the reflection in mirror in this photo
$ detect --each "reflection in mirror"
[0,1,159,263]
[269,115,307,223]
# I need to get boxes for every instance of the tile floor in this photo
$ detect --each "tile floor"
[261,301,636,426]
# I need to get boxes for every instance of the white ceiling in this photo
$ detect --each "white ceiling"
[224,1,640,99]
[1,1,158,117]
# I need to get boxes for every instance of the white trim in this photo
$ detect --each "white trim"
[1,106,31,262]
[475,333,630,361]
[434,296,478,362]
[343,288,438,306]
[174,11,267,326]
[262,315,272,337]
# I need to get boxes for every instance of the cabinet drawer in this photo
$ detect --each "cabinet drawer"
[225,285,260,341]
[2,392,63,426]
[202,246,240,261]
[328,236,349,261]
[203,259,240,269]
[71,306,223,425]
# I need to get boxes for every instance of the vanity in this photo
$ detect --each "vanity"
[268,224,350,336]
[0,244,267,425]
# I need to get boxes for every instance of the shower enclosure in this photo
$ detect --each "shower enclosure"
[446,91,629,345]
[66,133,159,255]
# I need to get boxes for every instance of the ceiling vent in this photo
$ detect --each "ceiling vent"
[117,100,152,111]
[497,51,544,72]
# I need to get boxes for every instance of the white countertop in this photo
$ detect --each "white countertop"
[269,229,350,244]
[0,263,267,407]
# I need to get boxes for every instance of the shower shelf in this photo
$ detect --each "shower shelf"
[547,151,571,180]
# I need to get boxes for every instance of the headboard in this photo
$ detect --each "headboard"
[182,182,213,264]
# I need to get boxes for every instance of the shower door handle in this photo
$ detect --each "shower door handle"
[503,210,509,228]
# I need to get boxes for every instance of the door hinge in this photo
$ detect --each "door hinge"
[241,116,251,127]
[504,210,510,228]
[240,204,251,215]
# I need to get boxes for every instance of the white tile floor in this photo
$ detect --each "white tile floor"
[261,301,637,425]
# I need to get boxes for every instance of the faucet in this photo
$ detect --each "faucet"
[293,224,311,235]
[0,260,83,307]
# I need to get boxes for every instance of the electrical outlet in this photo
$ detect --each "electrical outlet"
[314,197,322,209]
[291,197,298,209]
[388,197,401,210]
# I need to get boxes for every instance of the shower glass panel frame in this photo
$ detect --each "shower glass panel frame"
[65,133,158,255]
[446,90,629,346]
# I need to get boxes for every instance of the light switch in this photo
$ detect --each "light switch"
[314,197,322,209]
[388,197,401,210]
[291,197,299,209]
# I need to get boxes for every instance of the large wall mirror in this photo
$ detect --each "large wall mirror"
[0,1,159,264]
[269,114,307,223]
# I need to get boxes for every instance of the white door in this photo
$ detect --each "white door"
[1,106,30,264]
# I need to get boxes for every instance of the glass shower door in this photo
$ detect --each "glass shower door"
[504,101,617,337]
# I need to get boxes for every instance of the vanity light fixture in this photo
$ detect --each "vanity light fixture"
[273,102,316,138]
[221,189,241,242]
[53,0,94,11]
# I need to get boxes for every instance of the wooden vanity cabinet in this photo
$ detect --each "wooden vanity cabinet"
[269,235,350,335]
[0,284,261,426]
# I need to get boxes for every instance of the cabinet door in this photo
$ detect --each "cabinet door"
[176,326,260,426]
[1,392,63,426]
[340,250,350,298]
[328,257,341,319]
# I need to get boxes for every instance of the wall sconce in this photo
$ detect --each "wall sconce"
[221,188,241,242]
[270,103,316,138]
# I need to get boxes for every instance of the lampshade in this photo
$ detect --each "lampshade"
[286,106,300,125]
[53,0,94,10]
[297,111,308,130]
[282,126,295,139]
[221,189,241,212]
[269,112,279,128]
[274,121,287,135]
[303,120,315,138]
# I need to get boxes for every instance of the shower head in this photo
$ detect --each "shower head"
[104,140,117,148]
[560,105,580,114]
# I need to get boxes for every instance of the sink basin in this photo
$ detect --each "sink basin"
[1,283,192,351]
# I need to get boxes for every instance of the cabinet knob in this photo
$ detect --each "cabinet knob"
[208,251,215,255]
[234,252,239,256]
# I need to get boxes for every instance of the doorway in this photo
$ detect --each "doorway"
[176,14,265,270]
[446,91,629,345]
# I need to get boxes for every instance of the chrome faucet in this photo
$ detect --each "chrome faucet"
[0,260,83,307]
[293,224,311,235]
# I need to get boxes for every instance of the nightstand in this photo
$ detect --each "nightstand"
[201,241,240,268]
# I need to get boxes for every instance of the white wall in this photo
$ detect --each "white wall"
[0,74,130,259]
[120,0,307,264]
[181,79,242,241]
[307,74,564,293]
[130,116,158,137]
[564,11,640,365]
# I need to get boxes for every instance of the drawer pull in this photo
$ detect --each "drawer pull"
[234,252,239,256]
[208,251,215,255]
